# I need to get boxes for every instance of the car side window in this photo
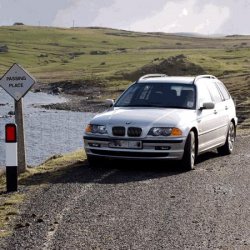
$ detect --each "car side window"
[197,83,212,106]
[206,82,223,103]
[216,81,230,100]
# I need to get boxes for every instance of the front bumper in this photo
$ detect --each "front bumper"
[83,136,186,160]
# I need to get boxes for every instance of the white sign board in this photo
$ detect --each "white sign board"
[0,63,36,101]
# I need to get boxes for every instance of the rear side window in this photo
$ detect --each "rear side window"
[216,81,230,100]
[206,82,223,103]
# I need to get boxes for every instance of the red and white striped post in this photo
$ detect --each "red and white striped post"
[5,123,18,192]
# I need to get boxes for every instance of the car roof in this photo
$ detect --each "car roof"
[136,74,217,85]
[137,76,195,84]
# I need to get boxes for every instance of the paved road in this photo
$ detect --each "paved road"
[3,135,250,249]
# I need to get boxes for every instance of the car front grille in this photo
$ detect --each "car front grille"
[112,126,142,137]
[112,126,125,136]
[127,127,142,137]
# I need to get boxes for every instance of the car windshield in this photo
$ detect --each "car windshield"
[115,82,196,109]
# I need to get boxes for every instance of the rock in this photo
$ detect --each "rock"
[0,45,8,53]
[8,111,15,116]
[90,50,108,55]
[36,218,44,223]
[13,22,24,26]
[15,223,25,229]
[52,87,63,95]
[124,54,205,81]
[38,53,48,58]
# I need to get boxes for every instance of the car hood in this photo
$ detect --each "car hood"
[91,107,196,128]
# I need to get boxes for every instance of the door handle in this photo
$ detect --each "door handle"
[214,110,218,114]
[225,106,228,110]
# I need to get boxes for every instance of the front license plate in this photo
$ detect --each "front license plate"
[109,140,142,149]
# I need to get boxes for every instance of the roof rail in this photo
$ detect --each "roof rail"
[139,74,167,81]
[193,74,217,83]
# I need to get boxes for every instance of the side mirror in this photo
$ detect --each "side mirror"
[105,99,115,107]
[200,102,215,110]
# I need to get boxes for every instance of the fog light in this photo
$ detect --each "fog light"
[155,146,171,150]
[89,143,101,147]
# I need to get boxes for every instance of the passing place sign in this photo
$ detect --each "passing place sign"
[0,63,36,101]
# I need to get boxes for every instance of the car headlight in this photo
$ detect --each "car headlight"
[85,124,108,134]
[148,127,182,136]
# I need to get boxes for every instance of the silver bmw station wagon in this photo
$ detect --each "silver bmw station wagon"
[84,74,237,170]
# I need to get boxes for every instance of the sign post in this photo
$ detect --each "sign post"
[15,99,26,173]
[5,124,18,192]
[0,63,36,173]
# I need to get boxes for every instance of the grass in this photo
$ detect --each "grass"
[0,150,86,238]
[1,26,250,83]
[0,192,24,237]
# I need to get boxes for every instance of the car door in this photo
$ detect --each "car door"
[206,81,229,145]
[196,82,219,153]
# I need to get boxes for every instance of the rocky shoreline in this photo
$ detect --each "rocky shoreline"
[40,94,107,113]
[33,80,116,113]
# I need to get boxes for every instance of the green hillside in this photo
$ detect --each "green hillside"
[1,26,250,81]
[0,25,249,128]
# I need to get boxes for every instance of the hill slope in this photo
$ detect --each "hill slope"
[0,26,249,128]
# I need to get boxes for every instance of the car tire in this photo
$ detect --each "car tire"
[217,121,235,155]
[181,131,196,171]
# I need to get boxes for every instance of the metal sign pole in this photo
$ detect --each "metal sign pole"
[15,98,27,173]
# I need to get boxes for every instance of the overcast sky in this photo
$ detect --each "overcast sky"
[0,0,250,34]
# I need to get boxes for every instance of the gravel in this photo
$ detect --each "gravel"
[1,135,250,250]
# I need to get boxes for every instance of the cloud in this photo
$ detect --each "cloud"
[129,0,230,34]
[215,0,250,34]
[0,0,249,34]
[52,0,114,27]
[0,0,71,26]
[52,0,167,28]
[91,0,167,29]
[180,8,188,17]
